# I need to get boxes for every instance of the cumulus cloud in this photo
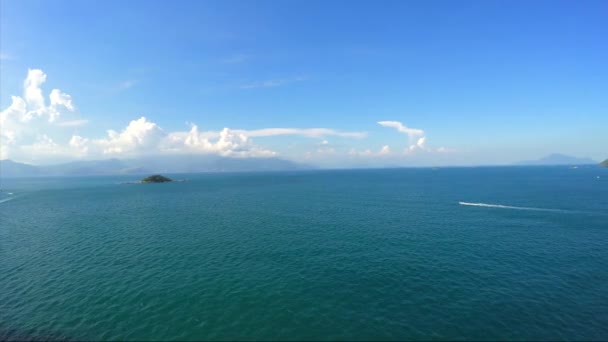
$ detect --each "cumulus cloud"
[89,119,363,159]
[409,136,426,152]
[164,124,276,157]
[348,145,392,158]
[19,135,65,161]
[0,70,289,161]
[69,135,89,155]
[348,148,374,157]
[0,96,27,125]
[97,117,165,155]
[23,69,47,112]
[315,140,336,155]
[0,69,86,160]
[49,89,75,111]
[21,114,362,161]
[2,69,402,164]
[377,120,452,155]
[379,145,391,155]
[48,89,75,122]
[1,69,79,125]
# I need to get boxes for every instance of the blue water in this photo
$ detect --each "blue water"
[1,167,607,340]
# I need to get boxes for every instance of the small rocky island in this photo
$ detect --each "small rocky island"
[141,175,173,183]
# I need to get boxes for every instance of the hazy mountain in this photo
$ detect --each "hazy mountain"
[517,154,597,166]
[0,159,42,177]
[600,159,608,167]
[128,155,305,173]
[43,158,132,176]
[0,155,310,178]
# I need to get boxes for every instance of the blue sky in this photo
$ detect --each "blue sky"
[1,0,607,166]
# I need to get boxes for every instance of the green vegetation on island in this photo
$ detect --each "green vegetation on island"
[600,159,608,167]
[141,175,173,183]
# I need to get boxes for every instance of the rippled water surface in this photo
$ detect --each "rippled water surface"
[1,167,607,340]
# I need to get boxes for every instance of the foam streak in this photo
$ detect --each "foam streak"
[459,201,565,212]
[0,197,15,204]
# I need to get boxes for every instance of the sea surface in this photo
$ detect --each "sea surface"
[1,167,607,341]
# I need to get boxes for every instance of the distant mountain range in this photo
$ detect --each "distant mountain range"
[517,154,598,166]
[0,155,311,178]
[2,153,605,178]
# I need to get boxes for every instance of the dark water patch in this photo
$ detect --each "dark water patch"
[0,327,74,341]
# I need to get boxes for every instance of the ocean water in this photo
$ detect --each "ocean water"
[1,167,607,341]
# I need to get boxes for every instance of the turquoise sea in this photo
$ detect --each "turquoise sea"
[1,167,607,341]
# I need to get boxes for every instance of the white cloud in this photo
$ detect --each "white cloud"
[378,120,424,139]
[164,124,276,157]
[0,69,85,160]
[1,69,79,124]
[236,128,367,139]
[49,89,75,111]
[379,145,391,155]
[96,117,165,155]
[376,120,452,156]
[23,69,47,113]
[19,135,63,160]
[0,96,27,125]
[55,119,89,127]
[315,140,336,154]
[1,69,378,163]
[80,119,362,160]
[216,128,276,157]
[417,136,426,148]
[378,120,431,153]
[347,145,391,158]
[409,136,427,152]
[69,135,89,155]
[48,89,76,122]
[0,129,17,160]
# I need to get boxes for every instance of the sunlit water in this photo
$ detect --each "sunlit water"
[1,167,607,340]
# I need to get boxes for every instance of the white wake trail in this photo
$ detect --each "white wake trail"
[459,201,566,213]
[0,197,15,204]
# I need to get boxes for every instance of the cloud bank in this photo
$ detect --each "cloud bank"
[1,69,368,163]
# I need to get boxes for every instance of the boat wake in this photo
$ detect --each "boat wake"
[0,191,15,205]
[459,201,566,213]
[0,197,15,204]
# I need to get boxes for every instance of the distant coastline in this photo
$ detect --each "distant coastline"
[1,153,606,179]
